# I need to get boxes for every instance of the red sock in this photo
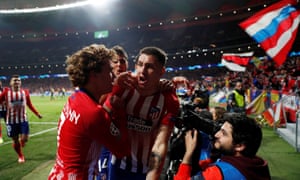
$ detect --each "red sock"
[12,143,23,157]
[20,139,26,147]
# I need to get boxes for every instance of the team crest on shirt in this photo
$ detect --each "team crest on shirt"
[148,106,161,120]
[110,122,120,136]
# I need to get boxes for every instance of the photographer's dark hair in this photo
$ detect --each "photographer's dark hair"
[223,113,262,157]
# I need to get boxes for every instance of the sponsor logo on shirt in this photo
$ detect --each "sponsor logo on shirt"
[127,115,152,132]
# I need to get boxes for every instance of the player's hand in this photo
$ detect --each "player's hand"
[159,79,175,92]
[185,129,198,155]
[115,71,137,89]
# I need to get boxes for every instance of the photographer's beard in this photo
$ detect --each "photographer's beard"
[212,140,235,157]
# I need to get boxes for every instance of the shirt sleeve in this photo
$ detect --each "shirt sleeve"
[201,165,223,180]
[173,163,192,180]
[88,106,130,158]
[25,89,41,116]
[161,90,180,126]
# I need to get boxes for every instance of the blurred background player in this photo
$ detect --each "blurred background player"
[0,80,6,143]
[0,75,42,163]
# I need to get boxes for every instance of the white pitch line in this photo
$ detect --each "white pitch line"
[0,127,57,146]
[30,122,58,125]
[29,127,57,136]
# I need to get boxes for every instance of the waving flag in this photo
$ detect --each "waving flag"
[273,100,287,127]
[239,0,300,66]
[246,90,266,115]
[270,90,280,104]
[262,106,275,126]
[221,52,253,72]
[281,93,297,122]
[262,101,287,127]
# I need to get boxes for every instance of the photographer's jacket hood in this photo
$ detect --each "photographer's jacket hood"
[221,155,271,180]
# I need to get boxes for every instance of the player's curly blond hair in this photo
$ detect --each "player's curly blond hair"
[66,44,116,87]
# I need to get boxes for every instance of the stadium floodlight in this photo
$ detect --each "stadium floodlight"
[0,0,117,14]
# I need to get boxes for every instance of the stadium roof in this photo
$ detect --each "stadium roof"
[0,0,278,35]
[0,0,299,77]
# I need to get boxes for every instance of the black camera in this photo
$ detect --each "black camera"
[165,104,222,178]
[175,103,222,135]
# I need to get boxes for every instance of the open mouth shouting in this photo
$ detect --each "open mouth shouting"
[138,75,147,87]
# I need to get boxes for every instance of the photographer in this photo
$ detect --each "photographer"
[174,113,271,180]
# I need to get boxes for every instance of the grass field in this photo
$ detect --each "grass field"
[0,96,64,180]
[0,96,299,179]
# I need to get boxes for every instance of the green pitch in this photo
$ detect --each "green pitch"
[0,96,65,180]
[0,96,299,179]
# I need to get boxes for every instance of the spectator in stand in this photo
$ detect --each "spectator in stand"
[269,70,281,90]
[0,80,6,143]
[0,75,42,163]
[210,106,226,121]
[227,81,246,113]
[174,113,271,180]
[48,44,130,180]
[191,81,210,112]
[106,46,180,180]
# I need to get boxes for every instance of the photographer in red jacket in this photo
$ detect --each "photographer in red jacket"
[174,113,271,180]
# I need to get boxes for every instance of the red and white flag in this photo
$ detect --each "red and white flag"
[281,93,298,123]
[263,101,287,127]
[221,52,253,72]
[274,100,287,126]
[239,0,300,66]
[262,106,275,126]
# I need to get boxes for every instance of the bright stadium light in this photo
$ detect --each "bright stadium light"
[0,0,117,14]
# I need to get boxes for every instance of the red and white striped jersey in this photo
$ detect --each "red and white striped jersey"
[0,88,40,124]
[49,90,130,180]
[0,88,6,112]
[107,86,180,174]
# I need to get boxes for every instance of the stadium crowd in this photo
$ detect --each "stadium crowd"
[1,54,299,101]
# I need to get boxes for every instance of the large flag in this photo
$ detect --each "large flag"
[239,0,300,66]
[246,91,266,115]
[262,101,287,127]
[273,100,287,126]
[262,106,275,126]
[221,52,254,71]
[281,94,298,122]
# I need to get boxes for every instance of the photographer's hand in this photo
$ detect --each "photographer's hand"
[182,129,198,165]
